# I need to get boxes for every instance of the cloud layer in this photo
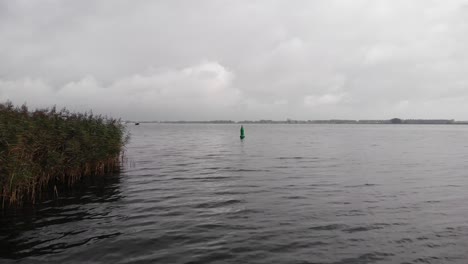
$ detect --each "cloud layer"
[2,0,468,120]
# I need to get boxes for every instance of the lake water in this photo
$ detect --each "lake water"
[2,124,468,263]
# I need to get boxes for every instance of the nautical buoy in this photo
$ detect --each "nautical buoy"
[240,125,245,139]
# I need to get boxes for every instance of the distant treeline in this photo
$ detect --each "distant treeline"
[0,102,128,207]
[130,119,467,125]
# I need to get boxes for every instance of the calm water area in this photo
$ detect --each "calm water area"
[2,124,468,263]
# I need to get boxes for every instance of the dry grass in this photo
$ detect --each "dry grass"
[0,101,128,207]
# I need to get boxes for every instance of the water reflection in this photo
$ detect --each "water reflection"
[0,172,123,260]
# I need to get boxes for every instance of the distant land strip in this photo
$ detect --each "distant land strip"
[126,118,468,125]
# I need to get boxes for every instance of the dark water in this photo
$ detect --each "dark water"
[3,124,468,264]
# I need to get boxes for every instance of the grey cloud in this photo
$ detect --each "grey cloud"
[1,0,468,120]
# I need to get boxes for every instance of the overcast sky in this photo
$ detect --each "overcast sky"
[1,0,468,121]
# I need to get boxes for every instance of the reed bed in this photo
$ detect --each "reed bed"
[0,101,128,207]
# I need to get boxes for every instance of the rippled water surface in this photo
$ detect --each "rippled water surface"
[3,124,468,263]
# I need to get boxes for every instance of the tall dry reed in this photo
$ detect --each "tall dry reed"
[0,101,128,207]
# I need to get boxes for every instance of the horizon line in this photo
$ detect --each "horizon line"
[125,118,468,124]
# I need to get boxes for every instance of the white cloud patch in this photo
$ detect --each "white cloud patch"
[0,62,242,120]
[364,44,399,65]
[304,93,347,107]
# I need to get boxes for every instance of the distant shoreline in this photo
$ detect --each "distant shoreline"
[126,119,468,125]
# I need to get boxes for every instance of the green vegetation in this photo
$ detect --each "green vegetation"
[390,118,403,124]
[0,102,128,207]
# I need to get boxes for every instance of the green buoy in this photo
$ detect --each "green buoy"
[240,125,245,140]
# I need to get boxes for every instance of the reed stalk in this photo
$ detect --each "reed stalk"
[0,101,129,207]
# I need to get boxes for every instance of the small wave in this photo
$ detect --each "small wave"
[328,201,352,205]
[166,168,192,173]
[424,200,441,204]
[205,154,221,157]
[363,200,379,203]
[336,211,366,217]
[194,199,243,209]
[424,242,443,248]
[197,171,217,175]
[158,211,184,217]
[206,167,222,170]
[223,208,262,217]
[213,190,249,195]
[277,156,306,160]
[395,238,413,244]
[135,167,161,172]
[222,168,270,172]
[170,176,232,181]
[173,162,198,167]
[17,232,121,256]
[283,195,307,199]
[192,176,234,180]
[343,224,388,233]
[309,224,348,231]
[193,223,228,230]
[348,238,365,242]
[334,252,394,263]
[270,240,328,252]
[345,183,378,188]
[411,256,442,263]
